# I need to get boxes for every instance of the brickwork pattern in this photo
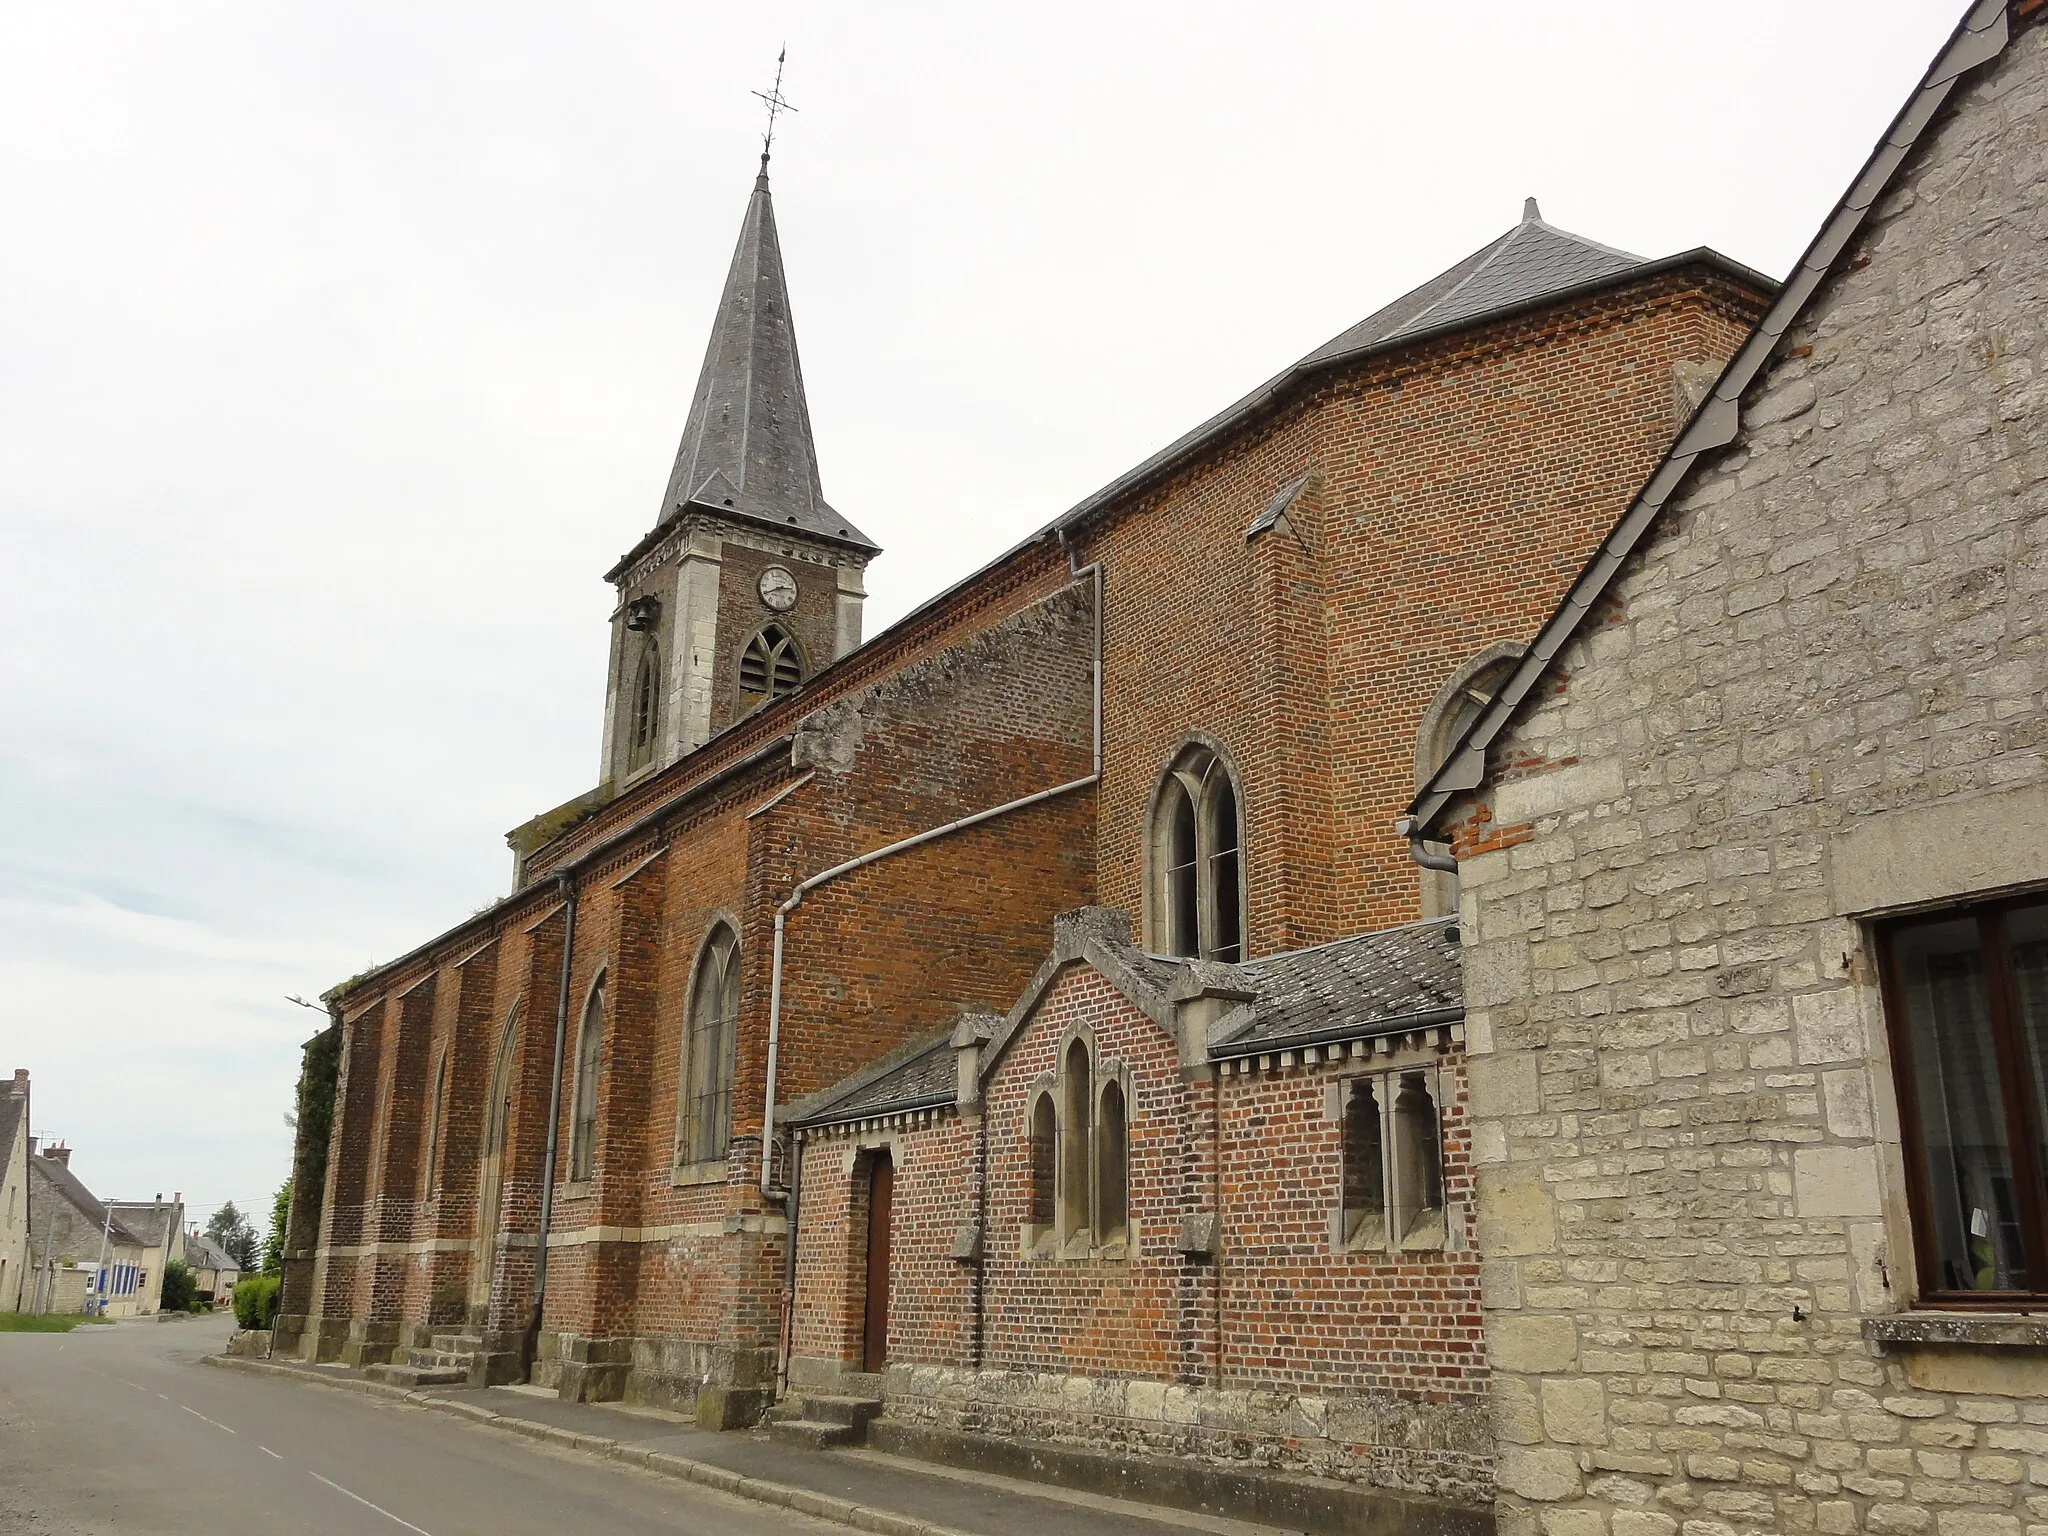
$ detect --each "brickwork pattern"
[1442,23,2048,1535]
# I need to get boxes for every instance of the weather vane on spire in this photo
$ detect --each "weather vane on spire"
[752,47,797,165]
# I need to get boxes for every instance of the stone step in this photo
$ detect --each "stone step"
[800,1395,883,1431]
[363,1363,467,1388]
[769,1418,861,1450]
[430,1332,484,1354]
[403,1349,476,1372]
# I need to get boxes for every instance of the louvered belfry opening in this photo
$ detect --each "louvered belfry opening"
[739,623,803,705]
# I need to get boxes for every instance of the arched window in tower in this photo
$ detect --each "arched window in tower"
[628,641,661,770]
[568,977,605,1183]
[1148,742,1245,961]
[1415,646,1523,919]
[738,623,804,709]
[678,924,740,1166]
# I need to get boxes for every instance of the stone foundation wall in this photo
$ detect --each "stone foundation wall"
[867,1363,1493,1505]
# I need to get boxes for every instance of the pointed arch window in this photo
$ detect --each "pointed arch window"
[1149,743,1244,961]
[568,977,604,1183]
[678,925,740,1167]
[1094,1077,1129,1245]
[628,641,661,770]
[738,624,803,708]
[1415,647,1522,919]
[424,1044,453,1196]
[1059,1039,1093,1243]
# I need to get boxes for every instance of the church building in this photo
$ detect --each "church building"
[279,115,1775,1524]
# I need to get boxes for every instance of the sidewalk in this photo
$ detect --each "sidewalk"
[202,1353,1298,1536]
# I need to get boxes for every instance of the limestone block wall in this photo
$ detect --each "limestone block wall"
[1444,16,2048,1534]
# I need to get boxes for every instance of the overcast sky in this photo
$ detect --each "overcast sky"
[1,1,1964,1237]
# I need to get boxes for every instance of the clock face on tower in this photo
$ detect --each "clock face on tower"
[757,566,798,613]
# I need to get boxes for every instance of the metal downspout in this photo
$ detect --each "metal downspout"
[525,875,579,1377]
[757,541,1105,1201]
[776,1133,803,1398]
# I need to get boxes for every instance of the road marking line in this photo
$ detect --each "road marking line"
[259,1446,283,1459]
[309,1472,434,1536]
[179,1404,237,1434]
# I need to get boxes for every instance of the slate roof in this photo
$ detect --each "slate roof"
[1409,0,2017,837]
[1044,207,1769,546]
[788,1027,960,1129]
[795,917,1463,1126]
[183,1233,239,1272]
[621,161,878,576]
[1212,917,1463,1058]
[30,1155,149,1247]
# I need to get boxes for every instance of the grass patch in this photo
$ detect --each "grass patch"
[0,1312,112,1333]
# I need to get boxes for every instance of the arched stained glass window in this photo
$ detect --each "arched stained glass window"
[1149,742,1244,961]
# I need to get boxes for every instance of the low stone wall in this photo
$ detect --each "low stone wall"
[858,1362,1494,1506]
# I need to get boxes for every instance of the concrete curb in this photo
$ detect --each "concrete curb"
[199,1355,970,1536]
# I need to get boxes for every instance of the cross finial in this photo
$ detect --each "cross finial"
[752,47,797,167]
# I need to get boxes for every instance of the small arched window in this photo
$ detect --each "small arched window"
[1094,1078,1128,1244]
[424,1044,452,1194]
[628,641,661,769]
[568,977,605,1183]
[1059,1038,1093,1241]
[678,925,740,1166]
[1149,743,1244,961]
[1028,1092,1056,1228]
[738,624,804,709]
[1416,647,1522,918]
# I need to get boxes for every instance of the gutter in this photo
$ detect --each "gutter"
[757,536,1105,1199]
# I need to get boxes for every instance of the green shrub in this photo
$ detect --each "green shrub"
[232,1274,280,1330]
[160,1259,198,1313]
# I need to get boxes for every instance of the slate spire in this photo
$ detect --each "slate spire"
[656,160,875,550]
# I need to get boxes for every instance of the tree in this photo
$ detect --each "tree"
[263,1180,290,1276]
[160,1259,198,1313]
[205,1202,259,1271]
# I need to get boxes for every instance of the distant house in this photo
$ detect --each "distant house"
[26,1147,161,1317]
[182,1232,241,1305]
[0,1071,28,1312]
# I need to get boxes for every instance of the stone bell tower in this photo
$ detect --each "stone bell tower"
[598,155,877,790]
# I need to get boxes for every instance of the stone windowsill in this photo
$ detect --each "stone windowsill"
[1862,1312,2048,1350]
[670,1158,730,1189]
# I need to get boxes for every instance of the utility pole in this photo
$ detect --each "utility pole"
[91,1203,113,1316]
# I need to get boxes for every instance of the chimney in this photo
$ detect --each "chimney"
[9,1068,26,1094]
[43,1142,70,1168]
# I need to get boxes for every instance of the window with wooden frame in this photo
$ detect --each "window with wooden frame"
[1335,1064,1446,1252]
[567,977,604,1184]
[1149,742,1244,961]
[677,925,740,1168]
[1880,894,2048,1306]
[738,623,803,709]
[628,640,661,770]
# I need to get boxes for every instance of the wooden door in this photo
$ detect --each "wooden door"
[862,1152,894,1372]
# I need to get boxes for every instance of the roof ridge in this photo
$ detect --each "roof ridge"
[1389,219,1542,338]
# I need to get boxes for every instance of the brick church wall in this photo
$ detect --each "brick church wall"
[1438,17,2048,1534]
[1083,273,1763,955]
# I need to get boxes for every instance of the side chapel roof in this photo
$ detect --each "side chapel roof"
[791,914,1464,1129]
[1409,0,2019,838]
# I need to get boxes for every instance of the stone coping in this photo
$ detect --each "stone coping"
[1861,1312,2048,1350]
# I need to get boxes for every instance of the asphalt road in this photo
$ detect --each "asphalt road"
[0,1313,858,1535]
